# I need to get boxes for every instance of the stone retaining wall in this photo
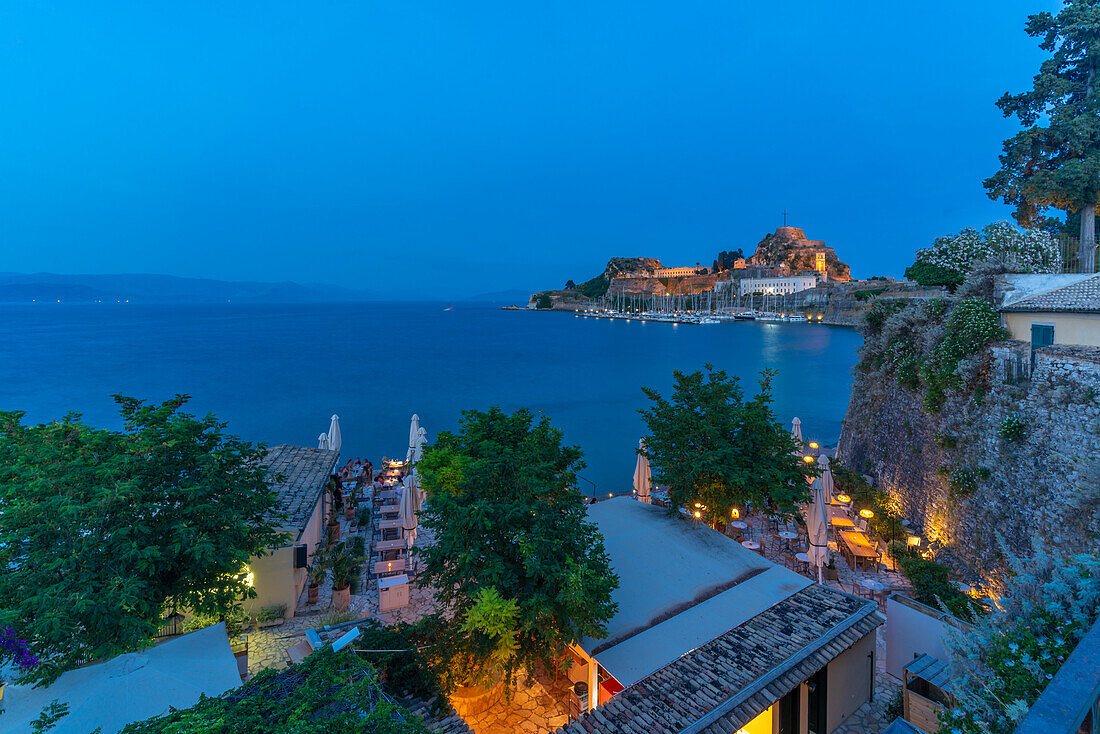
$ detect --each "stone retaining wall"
[838,342,1100,580]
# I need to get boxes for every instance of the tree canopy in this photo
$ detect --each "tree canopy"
[0,396,285,686]
[984,0,1100,269]
[415,407,618,689]
[640,366,814,524]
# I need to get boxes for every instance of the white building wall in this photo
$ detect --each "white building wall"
[738,276,818,296]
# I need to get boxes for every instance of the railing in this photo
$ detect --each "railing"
[1054,235,1099,275]
[1013,617,1100,734]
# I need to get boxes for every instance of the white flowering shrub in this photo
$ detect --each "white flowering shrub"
[938,545,1100,734]
[915,221,1063,275]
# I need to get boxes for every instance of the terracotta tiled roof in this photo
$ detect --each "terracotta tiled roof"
[556,584,884,734]
[262,445,338,537]
[1001,274,1100,313]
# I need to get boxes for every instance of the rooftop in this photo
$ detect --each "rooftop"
[580,499,811,688]
[559,584,883,734]
[999,273,1100,313]
[262,444,339,538]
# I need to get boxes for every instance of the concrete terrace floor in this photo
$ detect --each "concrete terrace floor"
[246,504,912,734]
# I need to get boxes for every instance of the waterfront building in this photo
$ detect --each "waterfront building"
[997,273,1100,350]
[648,266,708,278]
[246,445,339,619]
[561,499,884,734]
[739,274,819,296]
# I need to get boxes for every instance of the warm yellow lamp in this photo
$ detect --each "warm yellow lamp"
[836,494,851,504]
[693,511,701,519]
[731,508,740,519]
[907,535,921,547]
[802,455,815,464]
[809,442,819,450]
[859,509,875,519]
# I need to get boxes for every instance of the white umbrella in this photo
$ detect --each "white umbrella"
[791,417,803,442]
[407,414,420,462]
[633,438,651,504]
[327,414,342,454]
[818,454,835,500]
[399,473,418,544]
[807,476,830,584]
[412,427,427,463]
[317,433,330,450]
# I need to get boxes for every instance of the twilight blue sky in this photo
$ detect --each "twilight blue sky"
[0,1,1059,299]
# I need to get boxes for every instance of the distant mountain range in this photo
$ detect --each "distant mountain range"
[0,272,372,304]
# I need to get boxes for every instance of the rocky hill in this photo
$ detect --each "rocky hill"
[749,226,851,281]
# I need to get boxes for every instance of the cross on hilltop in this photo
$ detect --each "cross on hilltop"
[782,210,789,226]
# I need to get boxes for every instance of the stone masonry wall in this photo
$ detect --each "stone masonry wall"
[838,342,1100,579]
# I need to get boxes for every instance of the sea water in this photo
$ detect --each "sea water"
[0,302,861,494]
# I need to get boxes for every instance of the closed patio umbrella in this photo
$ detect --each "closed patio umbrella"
[818,454,835,500]
[412,427,427,463]
[407,414,420,462]
[791,417,803,442]
[807,476,830,584]
[399,473,418,544]
[318,433,330,450]
[327,414,342,454]
[633,438,651,504]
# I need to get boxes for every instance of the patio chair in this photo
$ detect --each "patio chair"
[856,518,869,533]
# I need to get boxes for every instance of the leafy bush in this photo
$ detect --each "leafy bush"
[863,299,908,334]
[946,465,991,498]
[256,605,287,623]
[534,293,552,310]
[896,555,976,622]
[120,647,430,733]
[904,260,965,289]
[853,287,887,302]
[575,274,610,299]
[921,297,1009,412]
[938,546,1100,734]
[998,414,1027,442]
[183,607,251,636]
[912,220,1062,277]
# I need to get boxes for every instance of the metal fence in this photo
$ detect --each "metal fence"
[1054,235,1100,275]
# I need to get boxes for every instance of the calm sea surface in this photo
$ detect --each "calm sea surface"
[0,303,861,494]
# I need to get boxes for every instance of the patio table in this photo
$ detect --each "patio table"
[373,559,406,576]
[378,518,402,530]
[374,539,406,553]
[740,540,761,552]
[839,531,879,571]
[777,530,798,551]
[830,516,856,530]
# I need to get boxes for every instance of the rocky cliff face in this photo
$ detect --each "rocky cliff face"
[839,339,1100,580]
[750,226,851,281]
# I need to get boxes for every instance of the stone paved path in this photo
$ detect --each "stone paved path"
[463,672,573,734]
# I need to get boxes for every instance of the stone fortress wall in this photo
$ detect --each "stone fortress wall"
[838,341,1100,579]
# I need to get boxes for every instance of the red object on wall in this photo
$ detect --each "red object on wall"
[599,677,624,702]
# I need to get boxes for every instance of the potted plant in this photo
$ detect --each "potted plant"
[824,557,839,581]
[0,625,38,702]
[306,543,328,605]
[328,541,365,610]
[327,507,341,544]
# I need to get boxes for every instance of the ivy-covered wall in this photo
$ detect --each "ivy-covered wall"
[839,333,1100,580]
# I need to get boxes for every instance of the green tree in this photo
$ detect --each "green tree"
[984,0,1100,270]
[0,396,285,686]
[534,293,552,309]
[415,407,618,689]
[640,366,814,524]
